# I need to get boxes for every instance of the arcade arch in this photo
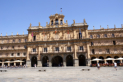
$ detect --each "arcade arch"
[42,56,49,67]
[52,56,63,67]
[78,55,86,66]
[66,55,73,66]
[31,56,37,67]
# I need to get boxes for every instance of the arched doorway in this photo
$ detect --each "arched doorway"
[10,59,14,66]
[52,56,63,67]
[31,56,37,67]
[22,59,26,65]
[79,55,86,66]
[42,56,49,67]
[66,55,73,66]
[99,56,104,64]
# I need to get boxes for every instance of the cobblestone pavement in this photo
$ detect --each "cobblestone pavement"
[0,67,123,82]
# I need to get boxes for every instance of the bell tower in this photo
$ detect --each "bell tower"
[46,13,68,28]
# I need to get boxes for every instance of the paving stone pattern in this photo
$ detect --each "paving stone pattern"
[0,67,123,82]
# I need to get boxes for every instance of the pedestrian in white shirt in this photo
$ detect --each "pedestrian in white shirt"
[97,62,100,70]
[114,62,117,70]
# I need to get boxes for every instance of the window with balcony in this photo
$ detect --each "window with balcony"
[90,35,93,39]
[55,47,59,51]
[12,46,14,49]
[25,39,27,42]
[106,49,110,54]
[97,34,100,38]
[112,33,115,37]
[67,47,71,51]
[13,40,15,43]
[80,46,83,50]
[23,53,26,56]
[33,36,36,41]
[19,39,21,43]
[91,42,93,46]
[114,49,117,53]
[1,46,3,50]
[79,33,82,39]
[33,48,36,52]
[104,34,107,38]
[113,41,116,45]
[44,48,47,52]
[7,46,9,49]
[92,49,95,54]
[11,53,14,56]
[17,53,20,56]
[99,49,102,54]
[24,45,27,49]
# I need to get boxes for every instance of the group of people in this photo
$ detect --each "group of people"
[97,62,117,70]
[0,64,27,68]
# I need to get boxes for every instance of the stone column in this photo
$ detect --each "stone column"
[74,44,77,59]
[2,62,4,67]
[120,60,122,63]
[74,59,78,67]
[37,60,42,67]
[63,59,66,67]
[49,62,52,67]
[14,62,16,66]
[26,60,31,67]
[20,62,22,65]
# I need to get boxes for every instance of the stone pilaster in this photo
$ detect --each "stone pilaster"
[49,62,52,67]
[26,60,31,67]
[37,60,42,67]
[87,43,91,66]
[74,59,78,67]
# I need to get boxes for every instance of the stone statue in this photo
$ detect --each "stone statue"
[1,33,2,36]
[66,20,68,23]
[73,20,75,24]
[84,19,86,23]
[30,23,31,27]
[6,33,7,36]
[39,22,40,26]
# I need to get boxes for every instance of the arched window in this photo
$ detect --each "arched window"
[51,20,53,25]
[60,20,63,25]
[55,19,58,25]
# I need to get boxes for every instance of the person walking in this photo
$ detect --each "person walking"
[97,62,100,70]
[114,62,117,70]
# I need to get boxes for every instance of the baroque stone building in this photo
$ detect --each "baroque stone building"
[0,13,123,67]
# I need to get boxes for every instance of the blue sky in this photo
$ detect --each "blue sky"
[0,0,123,36]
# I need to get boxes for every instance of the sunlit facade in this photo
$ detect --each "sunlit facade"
[0,13,123,67]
